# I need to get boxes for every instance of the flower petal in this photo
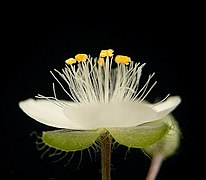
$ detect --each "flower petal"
[63,102,160,129]
[19,98,87,130]
[152,96,181,118]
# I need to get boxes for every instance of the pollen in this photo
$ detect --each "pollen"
[115,55,131,65]
[75,54,88,62]
[98,57,104,67]
[65,58,77,65]
[100,49,114,57]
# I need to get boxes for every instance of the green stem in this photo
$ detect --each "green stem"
[100,131,112,180]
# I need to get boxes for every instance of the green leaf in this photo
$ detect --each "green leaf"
[107,120,169,148]
[42,129,102,152]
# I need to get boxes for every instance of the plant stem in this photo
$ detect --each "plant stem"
[100,131,112,180]
[145,153,164,180]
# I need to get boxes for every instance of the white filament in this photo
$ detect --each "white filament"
[47,55,157,105]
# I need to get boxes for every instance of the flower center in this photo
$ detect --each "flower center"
[38,49,157,106]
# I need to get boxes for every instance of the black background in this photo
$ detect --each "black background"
[1,5,202,180]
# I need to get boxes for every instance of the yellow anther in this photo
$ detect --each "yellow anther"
[100,49,114,57]
[65,58,77,65]
[98,57,104,67]
[75,54,88,62]
[115,55,131,65]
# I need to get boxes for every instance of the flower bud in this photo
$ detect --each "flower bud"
[143,114,181,158]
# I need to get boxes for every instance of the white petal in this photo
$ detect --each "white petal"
[19,98,87,130]
[152,96,181,118]
[63,102,161,129]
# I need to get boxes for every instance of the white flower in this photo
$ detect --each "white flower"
[19,49,181,131]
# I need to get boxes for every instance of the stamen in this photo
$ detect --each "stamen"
[41,49,158,106]
[133,72,156,101]
[104,56,111,103]
[100,49,114,57]
[52,83,57,99]
[52,83,72,107]
[139,81,157,102]
[114,55,131,65]
[35,93,71,108]
[50,70,78,103]
[151,94,170,108]
[75,54,88,62]
[35,94,63,108]
[98,57,104,67]
[65,58,76,65]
